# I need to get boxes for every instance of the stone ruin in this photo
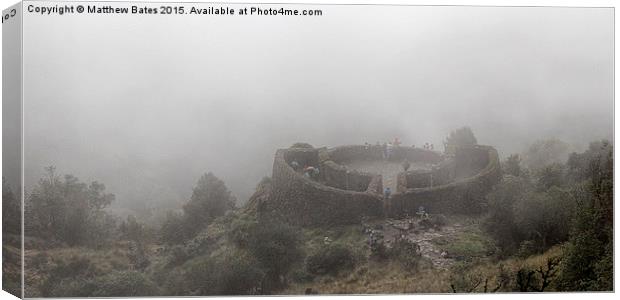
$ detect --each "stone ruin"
[252,143,502,226]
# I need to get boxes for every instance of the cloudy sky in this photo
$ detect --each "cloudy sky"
[20,4,613,210]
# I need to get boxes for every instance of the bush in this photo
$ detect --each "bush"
[2,178,21,237]
[160,211,188,245]
[513,187,574,250]
[502,154,523,177]
[566,140,612,182]
[26,167,116,246]
[485,175,575,256]
[305,243,356,276]
[184,248,265,295]
[90,271,159,297]
[119,215,150,243]
[127,241,150,271]
[535,163,566,191]
[183,173,236,237]
[558,150,613,291]
[522,138,570,171]
[516,240,538,258]
[387,238,422,271]
[228,215,303,290]
[483,176,532,255]
[40,256,100,297]
[166,245,190,267]
[445,126,477,148]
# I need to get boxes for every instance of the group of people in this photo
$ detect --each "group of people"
[364,138,436,154]
[290,160,321,180]
[422,142,435,150]
[363,137,404,160]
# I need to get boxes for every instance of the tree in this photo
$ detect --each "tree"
[558,147,613,291]
[444,126,478,150]
[183,173,236,235]
[229,215,303,292]
[522,138,569,171]
[160,211,188,245]
[26,167,115,246]
[513,187,574,251]
[119,215,147,244]
[535,163,566,191]
[2,177,21,237]
[516,256,561,292]
[484,176,532,255]
[566,140,612,183]
[502,154,523,177]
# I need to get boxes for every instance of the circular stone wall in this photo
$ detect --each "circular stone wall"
[264,144,501,226]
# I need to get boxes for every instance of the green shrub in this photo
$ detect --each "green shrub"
[90,271,159,297]
[516,240,538,258]
[386,238,422,271]
[159,211,188,245]
[228,215,303,290]
[40,256,99,297]
[26,167,116,247]
[305,243,356,276]
[183,173,236,236]
[184,248,265,295]
[444,126,477,148]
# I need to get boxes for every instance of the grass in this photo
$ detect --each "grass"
[23,242,135,297]
[283,244,565,294]
[430,217,495,260]
[19,213,568,295]
[284,215,565,294]
[442,231,494,259]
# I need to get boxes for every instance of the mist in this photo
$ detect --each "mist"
[20,5,612,212]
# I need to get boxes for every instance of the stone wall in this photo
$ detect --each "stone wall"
[403,159,456,189]
[266,149,385,226]
[328,145,442,164]
[265,144,501,226]
[283,148,319,168]
[321,160,374,192]
[454,146,490,179]
[366,174,384,195]
[387,145,501,216]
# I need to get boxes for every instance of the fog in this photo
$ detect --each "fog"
[19,5,612,212]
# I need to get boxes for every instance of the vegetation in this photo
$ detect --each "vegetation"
[2,177,21,238]
[522,138,570,170]
[12,136,614,296]
[444,126,477,148]
[305,243,356,275]
[557,142,613,291]
[183,172,236,236]
[25,166,116,247]
[501,154,523,177]
[485,139,613,290]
